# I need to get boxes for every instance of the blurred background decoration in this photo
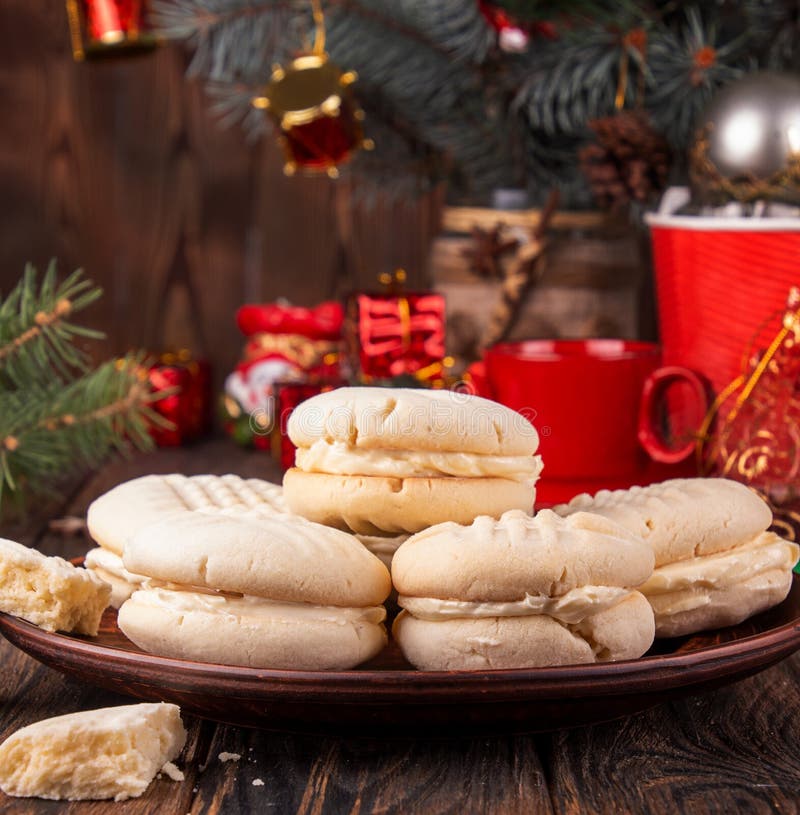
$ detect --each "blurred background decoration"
[150,0,800,205]
[699,288,800,543]
[3,0,800,492]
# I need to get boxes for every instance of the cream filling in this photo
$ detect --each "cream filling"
[398,585,631,625]
[355,533,409,556]
[639,532,799,596]
[128,585,386,626]
[639,531,799,616]
[295,440,543,483]
[84,547,148,585]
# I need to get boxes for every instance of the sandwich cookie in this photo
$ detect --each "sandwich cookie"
[86,474,287,605]
[117,512,391,670]
[0,538,111,635]
[83,547,148,609]
[554,478,800,637]
[392,510,655,670]
[284,387,542,535]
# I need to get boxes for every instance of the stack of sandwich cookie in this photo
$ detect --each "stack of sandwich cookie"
[86,474,287,606]
[392,510,655,670]
[554,478,800,637]
[284,387,542,546]
[117,512,391,670]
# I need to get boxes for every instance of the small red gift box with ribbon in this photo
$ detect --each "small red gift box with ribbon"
[345,270,446,383]
[223,301,343,448]
[148,350,212,447]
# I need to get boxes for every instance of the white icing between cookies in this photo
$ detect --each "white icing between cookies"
[294,440,543,483]
[638,531,799,615]
[398,585,631,624]
[355,533,409,556]
[127,586,387,626]
[85,548,148,585]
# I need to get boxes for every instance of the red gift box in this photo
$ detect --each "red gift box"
[345,288,445,382]
[148,351,212,447]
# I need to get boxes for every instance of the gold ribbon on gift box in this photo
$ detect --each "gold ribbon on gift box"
[245,332,340,370]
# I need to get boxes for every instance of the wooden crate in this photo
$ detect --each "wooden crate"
[432,206,649,359]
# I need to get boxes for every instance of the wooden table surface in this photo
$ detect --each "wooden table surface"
[2,439,800,815]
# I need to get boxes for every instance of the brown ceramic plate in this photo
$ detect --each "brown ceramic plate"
[2,577,800,735]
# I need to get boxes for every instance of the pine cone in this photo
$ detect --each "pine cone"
[579,110,671,212]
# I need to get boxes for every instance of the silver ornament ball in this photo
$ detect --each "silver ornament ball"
[692,71,800,204]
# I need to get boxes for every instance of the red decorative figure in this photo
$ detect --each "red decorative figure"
[222,301,344,449]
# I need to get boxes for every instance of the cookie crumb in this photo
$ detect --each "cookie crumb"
[218,752,241,763]
[161,761,185,782]
[253,778,264,787]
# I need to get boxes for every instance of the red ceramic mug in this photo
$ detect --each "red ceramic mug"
[472,340,708,501]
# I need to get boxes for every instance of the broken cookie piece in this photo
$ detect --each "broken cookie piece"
[0,703,186,801]
[0,537,111,635]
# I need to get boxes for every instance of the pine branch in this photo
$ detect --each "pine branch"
[325,2,510,192]
[153,0,303,83]
[741,0,800,71]
[646,7,746,147]
[153,0,514,192]
[0,264,166,513]
[347,103,445,199]
[493,0,644,23]
[153,0,494,78]
[0,354,162,502]
[0,261,103,387]
[521,126,594,206]
[512,21,646,198]
[154,0,793,201]
[516,26,649,140]
[333,1,493,66]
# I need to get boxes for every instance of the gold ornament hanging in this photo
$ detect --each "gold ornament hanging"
[251,0,373,178]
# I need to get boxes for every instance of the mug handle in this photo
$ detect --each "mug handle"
[637,366,708,464]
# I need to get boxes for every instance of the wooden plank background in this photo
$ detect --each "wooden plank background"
[0,0,443,389]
